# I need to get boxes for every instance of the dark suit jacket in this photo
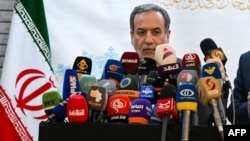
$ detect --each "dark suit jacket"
[227,51,250,125]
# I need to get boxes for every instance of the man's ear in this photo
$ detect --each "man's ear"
[166,30,171,42]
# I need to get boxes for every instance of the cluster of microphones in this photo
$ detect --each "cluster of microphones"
[42,38,232,141]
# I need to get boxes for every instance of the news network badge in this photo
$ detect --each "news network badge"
[224,125,250,141]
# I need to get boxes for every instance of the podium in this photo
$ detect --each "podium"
[39,122,223,141]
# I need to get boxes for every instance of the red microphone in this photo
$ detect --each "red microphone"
[156,84,178,141]
[107,95,130,123]
[67,94,88,122]
[181,53,201,76]
[120,51,140,75]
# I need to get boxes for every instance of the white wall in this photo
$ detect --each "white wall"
[44,0,250,90]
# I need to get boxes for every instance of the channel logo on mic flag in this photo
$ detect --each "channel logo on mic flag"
[224,125,250,141]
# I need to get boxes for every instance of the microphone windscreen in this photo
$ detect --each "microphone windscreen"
[52,103,67,122]
[196,76,222,106]
[176,84,198,112]
[138,57,157,75]
[150,104,162,124]
[107,95,130,123]
[98,79,116,97]
[156,84,178,120]
[79,74,97,93]
[67,94,88,122]
[201,62,222,79]
[156,62,182,79]
[42,90,62,116]
[128,98,152,124]
[87,86,108,111]
[72,56,92,79]
[116,74,140,101]
[206,58,226,80]
[103,59,124,86]
[181,53,201,75]
[200,38,218,56]
[177,69,199,87]
[154,44,177,66]
[159,84,177,100]
[140,85,154,101]
[120,52,140,75]
[146,71,158,85]
[62,69,80,100]
[200,38,227,65]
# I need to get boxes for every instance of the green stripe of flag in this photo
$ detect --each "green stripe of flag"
[15,0,53,72]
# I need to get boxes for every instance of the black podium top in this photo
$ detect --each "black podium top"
[39,122,222,141]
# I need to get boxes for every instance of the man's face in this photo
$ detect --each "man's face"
[130,11,170,60]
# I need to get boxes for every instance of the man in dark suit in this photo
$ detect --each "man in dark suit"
[227,51,250,125]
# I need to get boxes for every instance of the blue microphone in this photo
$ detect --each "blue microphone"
[102,59,124,86]
[62,69,81,100]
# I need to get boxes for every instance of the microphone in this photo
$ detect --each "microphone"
[176,69,199,87]
[157,62,182,79]
[72,56,92,79]
[67,94,88,122]
[42,90,62,116]
[181,53,201,76]
[116,74,140,101]
[46,100,68,122]
[87,85,108,122]
[62,69,81,100]
[154,43,177,66]
[176,84,198,141]
[200,38,227,65]
[154,44,181,86]
[128,98,152,124]
[200,37,232,89]
[98,79,117,97]
[137,57,157,86]
[120,51,140,75]
[176,69,199,126]
[146,70,158,85]
[140,85,155,104]
[102,59,124,86]
[156,84,178,141]
[79,74,98,94]
[201,62,227,125]
[197,76,224,140]
[150,104,162,124]
[107,95,130,123]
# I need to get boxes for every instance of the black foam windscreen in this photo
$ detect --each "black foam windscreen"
[159,84,177,100]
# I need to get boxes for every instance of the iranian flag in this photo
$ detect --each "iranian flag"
[0,0,56,141]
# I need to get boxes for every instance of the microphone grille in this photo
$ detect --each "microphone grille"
[200,38,218,55]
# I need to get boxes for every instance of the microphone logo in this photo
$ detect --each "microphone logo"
[119,77,132,88]
[184,53,196,62]
[121,59,138,63]
[109,64,120,72]
[90,89,103,102]
[204,66,216,75]
[77,59,88,72]
[69,75,78,95]
[163,47,174,60]
[110,98,127,113]
[205,78,216,90]
[179,89,195,97]
[163,63,180,71]
[158,100,171,109]
[181,73,192,82]
[68,109,86,116]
